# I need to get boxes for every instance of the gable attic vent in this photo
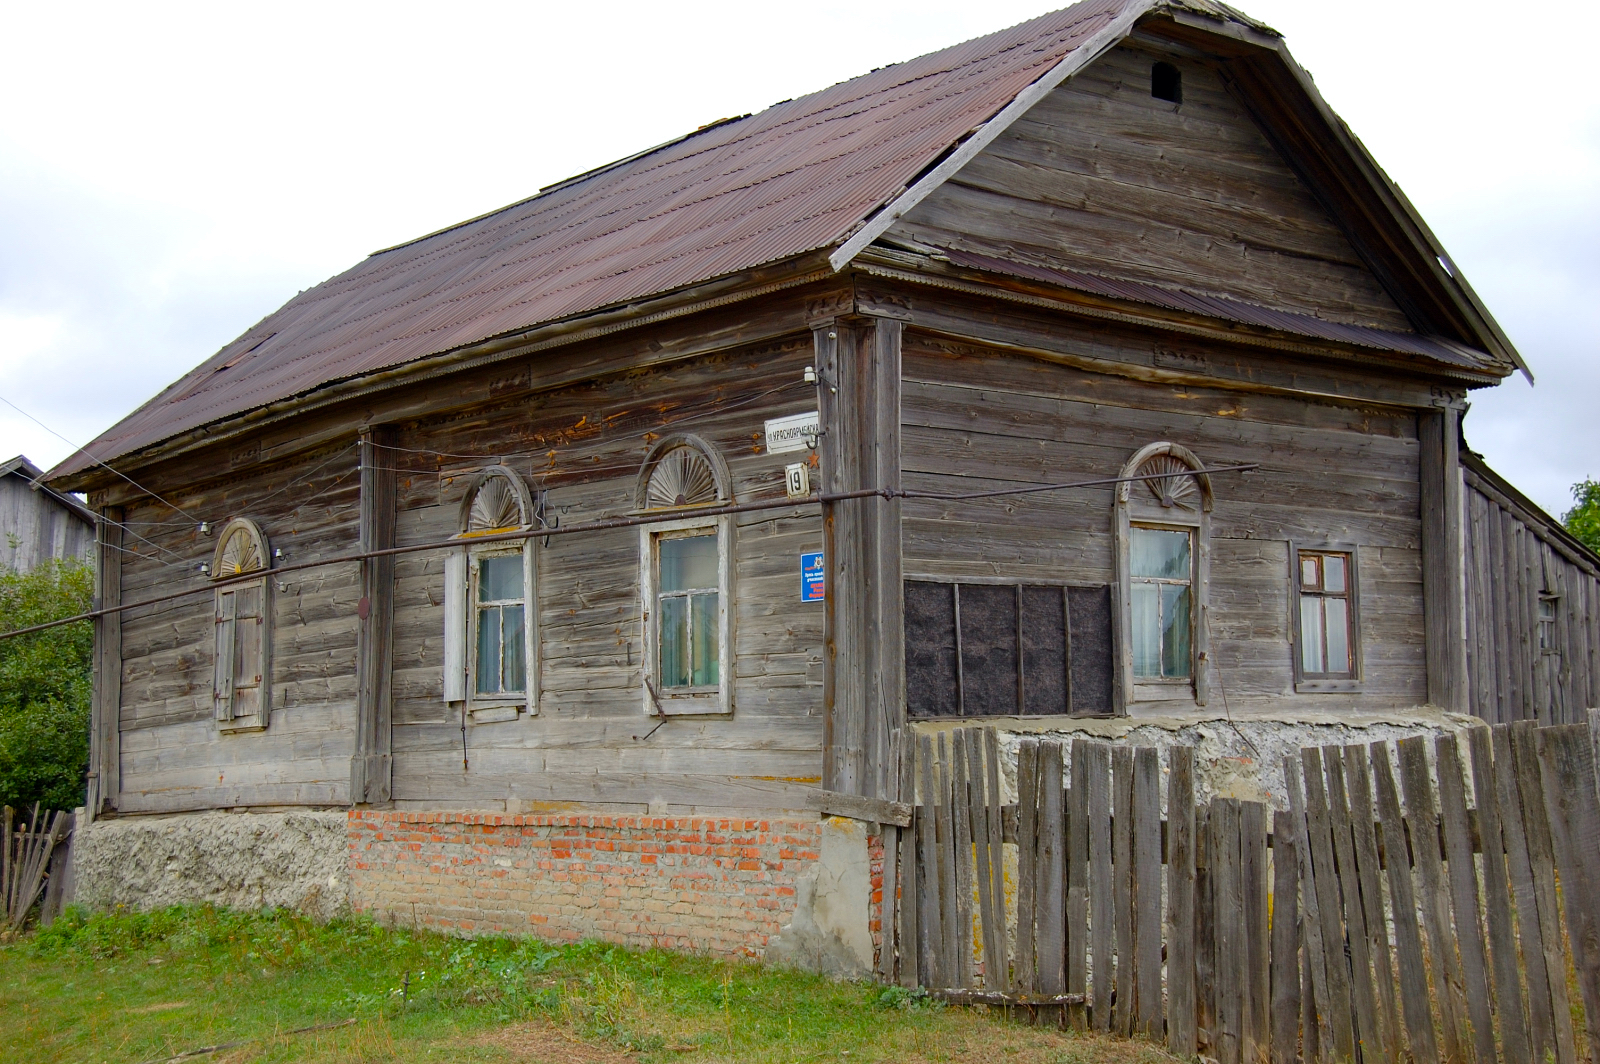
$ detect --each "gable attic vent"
[1152,62,1182,104]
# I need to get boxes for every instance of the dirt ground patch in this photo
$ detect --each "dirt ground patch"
[472,1022,635,1063]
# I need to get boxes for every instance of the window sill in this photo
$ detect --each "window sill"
[649,687,730,717]
[469,702,527,723]
[218,718,268,735]
[1294,680,1362,694]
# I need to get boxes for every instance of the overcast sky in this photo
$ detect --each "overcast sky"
[1,1,1595,515]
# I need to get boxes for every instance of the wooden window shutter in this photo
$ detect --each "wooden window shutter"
[214,590,237,721]
[231,584,265,722]
[443,548,467,702]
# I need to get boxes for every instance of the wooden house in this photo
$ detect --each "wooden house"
[1,455,94,573]
[46,0,1597,953]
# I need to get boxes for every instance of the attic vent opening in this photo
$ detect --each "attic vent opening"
[1152,62,1182,104]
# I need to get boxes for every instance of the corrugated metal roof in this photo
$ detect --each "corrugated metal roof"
[53,0,1132,480]
[938,249,1503,373]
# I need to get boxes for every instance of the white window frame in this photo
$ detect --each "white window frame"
[1127,523,1198,686]
[1113,442,1213,712]
[443,467,539,721]
[639,514,734,717]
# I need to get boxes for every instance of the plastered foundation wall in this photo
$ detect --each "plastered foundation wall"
[347,811,823,956]
[72,810,350,920]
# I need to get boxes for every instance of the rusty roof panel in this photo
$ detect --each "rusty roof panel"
[54,0,1131,478]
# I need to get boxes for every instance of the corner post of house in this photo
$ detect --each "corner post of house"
[353,425,397,804]
[1420,400,1468,712]
[865,314,906,801]
[90,502,123,818]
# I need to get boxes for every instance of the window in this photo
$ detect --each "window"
[1293,547,1360,686]
[444,467,538,720]
[637,435,734,716]
[903,580,1114,718]
[1539,594,1559,653]
[1152,61,1182,104]
[1130,527,1193,681]
[1113,442,1213,709]
[211,517,271,733]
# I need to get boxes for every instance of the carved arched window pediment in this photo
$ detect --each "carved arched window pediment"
[458,466,534,536]
[211,518,268,579]
[1116,442,1214,514]
[635,435,731,512]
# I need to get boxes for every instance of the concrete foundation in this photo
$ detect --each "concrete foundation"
[72,810,349,920]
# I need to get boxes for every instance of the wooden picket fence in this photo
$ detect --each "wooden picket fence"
[892,717,1600,1064]
[0,805,73,934]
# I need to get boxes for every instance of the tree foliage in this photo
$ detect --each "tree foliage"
[0,559,92,811]
[1563,479,1600,556]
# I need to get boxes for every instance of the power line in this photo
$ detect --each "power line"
[0,464,1257,643]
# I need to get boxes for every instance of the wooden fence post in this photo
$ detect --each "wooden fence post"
[1167,745,1197,1059]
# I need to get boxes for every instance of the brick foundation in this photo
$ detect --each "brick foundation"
[347,810,825,956]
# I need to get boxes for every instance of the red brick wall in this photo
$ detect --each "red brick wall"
[347,810,822,956]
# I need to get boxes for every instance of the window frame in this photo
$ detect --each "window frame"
[1290,542,1363,691]
[639,515,734,717]
[444,466,539,721]
[1113,442,1213,712]
[1127,523,1197,686]
[210,516,272,734]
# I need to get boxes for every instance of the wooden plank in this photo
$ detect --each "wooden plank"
[1038,740,1067,1000]
[1017,737,1040,993]
[1301,747,1356,1063]
[1241,799,1269,1063]
[1285,755,1334,1062]
[1434,733,1496,1064]
[1085,740,1113,1031]
[1488,502,1512,723]
[1197,801,1217,1055]
[1396,736,1469,1063]
[1509,721,1578,1064]
[1342,745,1400,1064]
[816,790,913,827]
[1271,808,1301,1064]
[1113,744,1136,1037]
[1419,408,1467,713]
[1493,724,1563,1064]
[1134,746,1163,1040]
[1323,751,1382,1064]
[1167,744,1197,1059]
[1466,727,1530,1064]
[1213,798,1244,1064]
[983,728,1008,993]
[878,729,902,985]
[1370,741,1439,1064]
[899,730,919,989]
[92,505,124,814]
[1066,737,1089,1029]
[917,732,944,990]
[965,730,1000,992]
[1535,725,1600,1054]
[949,730,975,989]
[353,425,398,805]
[1301,906,1322,1064]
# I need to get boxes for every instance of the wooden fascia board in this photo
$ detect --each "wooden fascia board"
[50,253,837,495]
[851,251,1504,388]
[1147,12,1529,382]
[1461,451,1600,577]
[828,0,1158,272]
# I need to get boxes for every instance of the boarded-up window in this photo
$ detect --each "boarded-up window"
[905,581,1114,718]
[214,582,267,728]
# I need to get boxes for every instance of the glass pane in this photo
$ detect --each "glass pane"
[502,605,526,693]
[660,535,718,592]
[1539,597,1557,621]
[1130,527,1190,580]
[691,592,720,687]
[479,554,523,602]
[1131,582,1160,678]
[1301,596,1324,674]
[1325,597,1349,675]
[476,606,500,694]
[1161,583,1192,679]
[1301,556,1319,589]
[659,596,690,688]
[1324,555,1346,594]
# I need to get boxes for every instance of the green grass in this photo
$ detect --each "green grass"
[0,906,1181,1064]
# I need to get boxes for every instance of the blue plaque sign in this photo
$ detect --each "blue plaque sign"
[800,552,825,602]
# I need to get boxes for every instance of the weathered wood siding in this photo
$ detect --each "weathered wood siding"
[1,471,93,572]
[886,41,1413,333]
[900,329,1428,711]
[1464,462,1600,724]
[382,340,826,812]
[112,441,363,811]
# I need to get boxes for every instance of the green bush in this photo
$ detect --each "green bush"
[1564,479,1600,555]
[0,559,92,811]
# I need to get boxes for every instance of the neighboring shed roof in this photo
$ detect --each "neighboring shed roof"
[49,0,1519,484]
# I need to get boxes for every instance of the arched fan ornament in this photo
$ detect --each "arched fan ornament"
[646,447,720,509]
[1137,453,1203,510]
[214,521,264,577]
[467,475,526,533]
